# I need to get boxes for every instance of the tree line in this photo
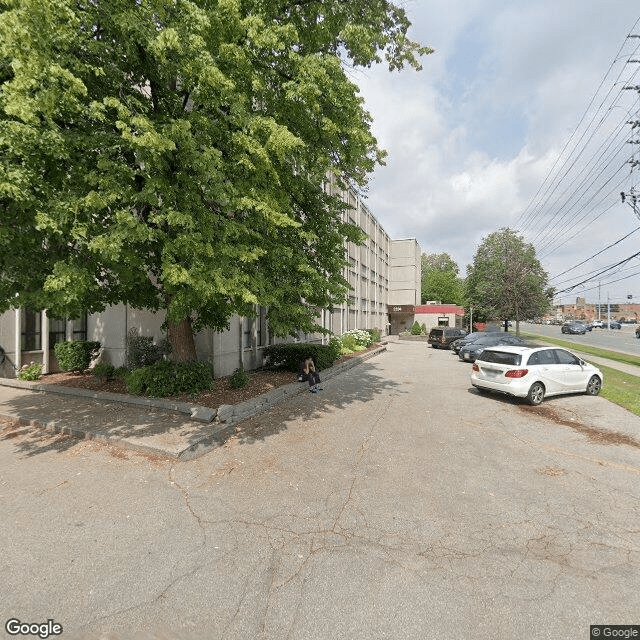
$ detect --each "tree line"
[422,228,554,333]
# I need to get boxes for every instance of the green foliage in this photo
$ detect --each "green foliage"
[17,362,41,381]
[0,0,432,359]
[421,253,464,305]
[328,336,343,362]
[124,360,213,398]
[53,340,101,372]
[339,334,359,352]
[92,362,115,380]
[126,333,171,369]
[263,343,338,372]
[466,228,552,327]
[410,321,423,335]
[366,328,381,343]
[229,366,250,390]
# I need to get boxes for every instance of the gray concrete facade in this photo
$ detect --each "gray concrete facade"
[0,181,421,379]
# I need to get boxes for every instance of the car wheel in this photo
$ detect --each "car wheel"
[527,382,545,406]
[586,375,602,396]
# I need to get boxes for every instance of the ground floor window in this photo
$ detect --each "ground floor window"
[72,314,88,341]
[49,317,67,347]
[21,309,41,351]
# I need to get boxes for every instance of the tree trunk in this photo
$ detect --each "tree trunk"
[167,317,198,362]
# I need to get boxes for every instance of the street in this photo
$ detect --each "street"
[521,321,640,355]
[1,341,639,640]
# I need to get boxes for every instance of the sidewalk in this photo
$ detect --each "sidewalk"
[0,345,387,461]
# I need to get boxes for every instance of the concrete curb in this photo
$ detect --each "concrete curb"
[0,378,216,423]
[0,344,388,460]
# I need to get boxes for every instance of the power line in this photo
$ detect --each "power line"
[517,24,640,232]
[549,224,640,280]
[515,24,640,229]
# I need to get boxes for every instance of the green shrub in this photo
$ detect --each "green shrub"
[124,360,213,397]
[421,323,427,334]
[92,362,115,380]
[263,343,338,372]
[410,321,423,335]
[340,334,360,352]
[54,340,101,372]
[328,336,343,362]
[126,334,171,369]
[229,366,250,389]
[366,328,381,343]
[18,362,42,381]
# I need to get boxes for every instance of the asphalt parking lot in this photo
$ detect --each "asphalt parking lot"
[1,341,639,640]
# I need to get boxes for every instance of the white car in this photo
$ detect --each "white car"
[470,345,603,405]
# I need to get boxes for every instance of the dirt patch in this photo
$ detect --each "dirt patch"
[536,466,566,477]
[520,405,640,449]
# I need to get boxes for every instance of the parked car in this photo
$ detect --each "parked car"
[590,320,604,328]
[636,326,640,339]
[470,346,603,406]
[458,334,526,362]
[428,327,467,349]
[561,320,588,334]
[450,331,499,354]
[605,321,622,330]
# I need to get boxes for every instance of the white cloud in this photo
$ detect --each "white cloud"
[355,0,640,302]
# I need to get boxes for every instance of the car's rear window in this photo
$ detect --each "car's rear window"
[476,350,522,366]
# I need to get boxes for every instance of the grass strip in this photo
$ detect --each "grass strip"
[597,364,640,417]
[521,331,640,416]
[520,332,640,369]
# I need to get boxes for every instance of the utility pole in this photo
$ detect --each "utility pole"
[622,50,640,220]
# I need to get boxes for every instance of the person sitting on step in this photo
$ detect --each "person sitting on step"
[298,355,322,392]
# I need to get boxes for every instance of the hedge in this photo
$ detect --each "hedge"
[263,343,340,372]
[124,360,213,397]
[54,340,101,372]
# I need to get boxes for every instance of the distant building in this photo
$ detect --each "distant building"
[546,297,640,323]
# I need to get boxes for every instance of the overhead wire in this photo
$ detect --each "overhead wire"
[516,26,640,233]
[549,225,640,280]
[515,23,640,230]
[528,98,639,250]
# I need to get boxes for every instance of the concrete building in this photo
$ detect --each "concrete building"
[0,183,422,379]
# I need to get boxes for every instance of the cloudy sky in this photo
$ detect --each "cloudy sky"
[354,0,640,306]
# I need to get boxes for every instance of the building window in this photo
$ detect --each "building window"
[257,307,267,347]
[243,316,253,349]
[21,309,41,351]
[49,317,67,347]
[72,314,87,341]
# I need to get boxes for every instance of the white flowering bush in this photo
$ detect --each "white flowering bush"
[342,329,372,347]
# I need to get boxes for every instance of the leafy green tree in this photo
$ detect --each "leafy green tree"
[421,253,464,305]
[0,0,432,360]
[465,228,552,334]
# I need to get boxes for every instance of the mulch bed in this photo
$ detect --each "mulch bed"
[36,344,382,411]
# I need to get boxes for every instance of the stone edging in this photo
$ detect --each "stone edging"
[213,344,387,427]
[0,378,216,423]
[0,345,388,429]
